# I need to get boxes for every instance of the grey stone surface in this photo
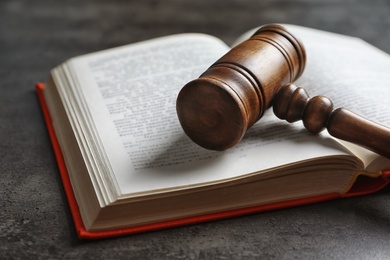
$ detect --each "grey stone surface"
[1,0,390,259]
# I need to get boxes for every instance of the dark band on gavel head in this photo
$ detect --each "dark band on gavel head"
[176,24,307,150]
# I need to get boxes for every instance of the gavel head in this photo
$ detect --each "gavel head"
[176,24,306,150]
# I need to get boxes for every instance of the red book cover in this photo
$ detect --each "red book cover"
[36,83,390,240]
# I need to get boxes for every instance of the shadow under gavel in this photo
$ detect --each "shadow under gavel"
[176,24,390,159]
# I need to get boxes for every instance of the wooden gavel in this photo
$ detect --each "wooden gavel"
[176,24,390,159]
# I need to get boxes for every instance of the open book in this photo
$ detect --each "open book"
[37,24,390,239]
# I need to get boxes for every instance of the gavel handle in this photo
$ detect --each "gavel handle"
[327,108,390,158]
[273,84,390,159]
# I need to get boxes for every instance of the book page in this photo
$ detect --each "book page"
[235,25,390,124]
[290,26,390,126]
[66,33,353,197]
[287,25,390,169]
[235,25,390,169]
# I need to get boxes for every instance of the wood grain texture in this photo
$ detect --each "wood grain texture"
[274,84,390,158]
[178,24,390,159]
[177,24,306,150]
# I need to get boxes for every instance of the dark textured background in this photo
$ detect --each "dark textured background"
[1,0,390,259]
